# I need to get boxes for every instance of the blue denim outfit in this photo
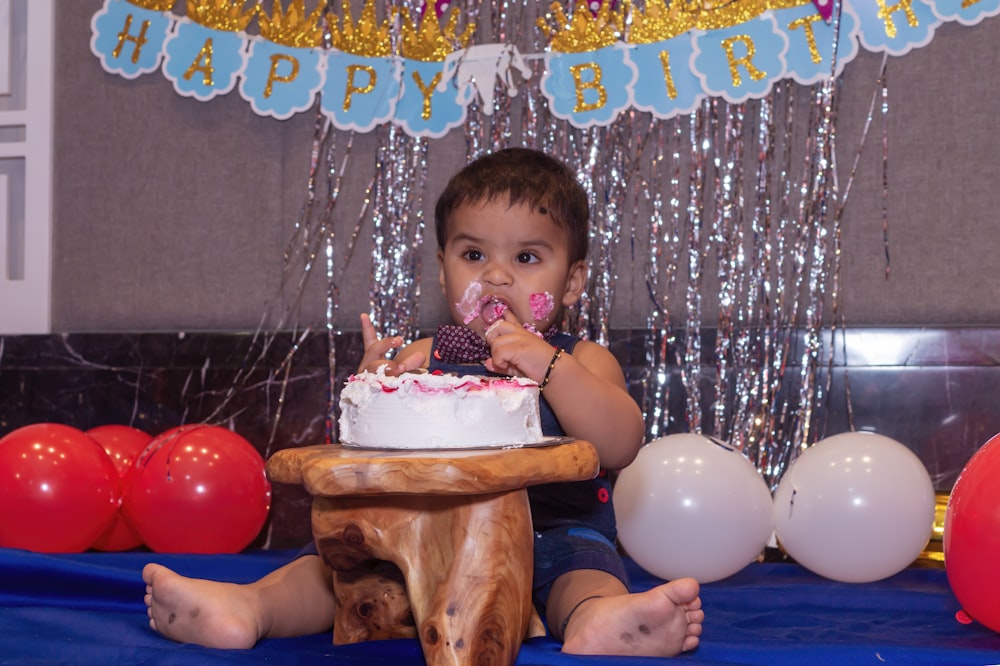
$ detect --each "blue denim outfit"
[428,331,630,613]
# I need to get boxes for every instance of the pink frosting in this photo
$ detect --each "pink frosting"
[529,291,554,322]
[454,282,553,330]
[480,298,508,325]
[456,280,484,325]
[349,372,535,395]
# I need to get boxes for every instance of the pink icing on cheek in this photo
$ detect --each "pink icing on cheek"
[456,280,484,325]
[529,292,555,323]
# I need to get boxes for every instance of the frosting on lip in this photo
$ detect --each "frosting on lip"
[456,280,509,326]
[480,298,508,325]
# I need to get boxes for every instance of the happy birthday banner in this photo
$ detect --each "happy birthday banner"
[91,0,998,138]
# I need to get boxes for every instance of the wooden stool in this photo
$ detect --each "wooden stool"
[266,439,599,666]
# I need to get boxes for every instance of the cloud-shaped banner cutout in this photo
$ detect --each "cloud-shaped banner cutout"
[628,36,704,120]
[541,44,638,129]
[394,59,468,139]
[775,3,861,85]
[90,0,172,80]
[693,14,789,104]
[926,0,1000,26]
[322,53,402,133]
[163,20,247,101]
[848,0,942,55]
[239,40,326,121]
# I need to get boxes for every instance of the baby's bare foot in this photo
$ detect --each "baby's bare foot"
[561,578,703,657]
[143,563,263,649]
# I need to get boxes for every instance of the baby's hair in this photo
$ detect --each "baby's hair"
[434,148,590,263]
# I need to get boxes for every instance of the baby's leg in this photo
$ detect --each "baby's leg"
[547,569,703,658]
[143,554,336,649]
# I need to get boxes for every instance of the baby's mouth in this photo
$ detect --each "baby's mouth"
[480,297,508,325]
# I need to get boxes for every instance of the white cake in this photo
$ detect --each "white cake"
[338,369,544,450]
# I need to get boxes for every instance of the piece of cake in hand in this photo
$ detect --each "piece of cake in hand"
[338,369,544,450]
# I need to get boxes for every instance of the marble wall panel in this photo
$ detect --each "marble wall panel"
[2,328,998,550]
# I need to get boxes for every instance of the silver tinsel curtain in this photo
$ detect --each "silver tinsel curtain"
[275,0,888,487]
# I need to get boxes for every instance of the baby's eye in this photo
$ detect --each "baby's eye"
[463,249,484,261]
[516,251,540,264]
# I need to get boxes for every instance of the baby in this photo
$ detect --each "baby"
[143,147,703,657]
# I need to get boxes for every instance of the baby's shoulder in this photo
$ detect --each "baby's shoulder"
[568,338,611,358]
[568,338,627,382]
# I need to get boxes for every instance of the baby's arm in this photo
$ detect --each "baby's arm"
[485,315,644,470]
[535,340,644,470]
[356,313,428,374]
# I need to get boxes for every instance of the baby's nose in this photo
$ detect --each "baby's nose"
[482,262,512,285]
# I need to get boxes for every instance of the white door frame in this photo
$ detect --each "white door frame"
[0,0,54,334]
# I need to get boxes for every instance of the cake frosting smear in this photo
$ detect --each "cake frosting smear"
[454,279,555,335]
[339,368,544,449]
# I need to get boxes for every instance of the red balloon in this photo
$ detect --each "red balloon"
[86,425,154,551]
[122,425,271,553]
[0,423,121,553]
[944,432,1000,633]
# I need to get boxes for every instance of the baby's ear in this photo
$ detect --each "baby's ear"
[562,260,588,305]
[437,249,447,296]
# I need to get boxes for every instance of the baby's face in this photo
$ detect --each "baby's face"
[437,198,579,337]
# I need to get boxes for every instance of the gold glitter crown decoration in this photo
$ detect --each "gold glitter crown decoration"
[398,6,475,62]
[623,0,813,44]
[536,1,625,54]
[185,0,257,32]
[129,0,177,11]
[328,0,393,57]
[625,0,700,44]
[257,0,327,48]
[765,0,817,12]
[691,0,782,32]
[696,0,768,30]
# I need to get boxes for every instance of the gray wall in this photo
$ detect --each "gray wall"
[53,2,1000,332]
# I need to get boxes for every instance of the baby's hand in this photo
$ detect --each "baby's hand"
[357,313,425,375]
[483,310,553,381]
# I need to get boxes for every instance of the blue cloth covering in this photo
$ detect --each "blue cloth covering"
[2,547,1000,665]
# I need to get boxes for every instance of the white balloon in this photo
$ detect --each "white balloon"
[772,431,935,583]
[614,433,774,583]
